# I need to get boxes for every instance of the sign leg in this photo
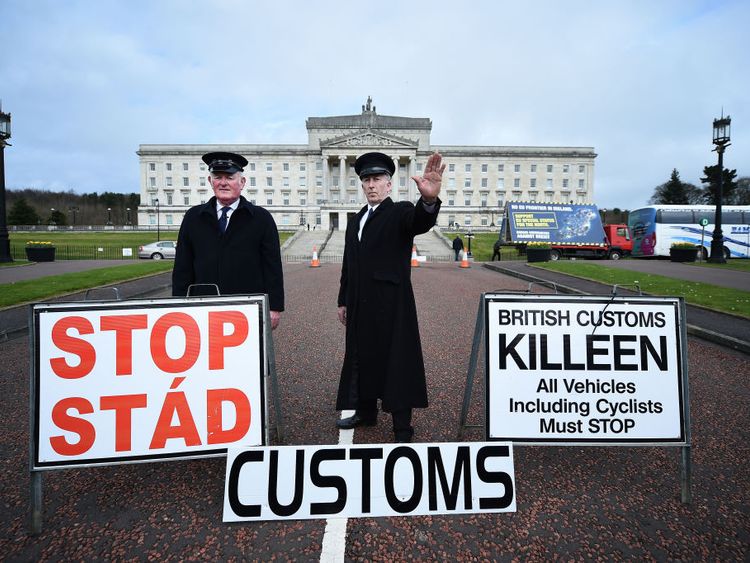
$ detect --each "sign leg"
[680,445,692,504]
[30,470,42,535]
[457,294,485,439]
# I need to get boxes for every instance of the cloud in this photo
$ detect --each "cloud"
[0,0,747,209]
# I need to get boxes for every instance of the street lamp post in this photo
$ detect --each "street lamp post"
[0,104,11,262]
[68,206,78,226]
[107,207,112,226]
[709,114,731,264]
[49,208,56,226]
[126,207,131,226]
[154,198,160,241]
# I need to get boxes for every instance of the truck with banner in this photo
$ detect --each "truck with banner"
[504,202,632,260]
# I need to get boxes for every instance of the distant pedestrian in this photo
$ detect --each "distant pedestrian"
[492,239,502,261]
[452,235,464,261]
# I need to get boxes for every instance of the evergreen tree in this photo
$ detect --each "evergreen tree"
[8,197,40,225]
[700,164,738,205]
[730,177,749,205]
[649,169,691,204]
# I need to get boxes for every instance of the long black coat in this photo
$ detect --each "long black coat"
[172,196,284,311]
[336,197,441,413]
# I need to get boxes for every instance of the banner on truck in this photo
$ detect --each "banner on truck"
[506,202,606,245]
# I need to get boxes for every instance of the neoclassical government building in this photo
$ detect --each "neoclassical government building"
[136,99,596,231]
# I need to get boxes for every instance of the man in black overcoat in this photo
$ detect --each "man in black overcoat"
[452,235,464,261]
[172,151,284,329]
[336,151,444,442]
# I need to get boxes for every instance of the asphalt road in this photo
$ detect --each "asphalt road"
[1,262,748,560]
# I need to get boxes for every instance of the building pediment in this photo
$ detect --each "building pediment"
[320,130,418,149]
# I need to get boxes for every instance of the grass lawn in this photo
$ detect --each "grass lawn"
[535,261,750,318]
[0,261,174,309]
[444,231,518,261]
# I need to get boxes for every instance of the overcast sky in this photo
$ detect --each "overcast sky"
[1,0,747,209]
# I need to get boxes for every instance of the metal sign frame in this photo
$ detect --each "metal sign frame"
[458,291,692,503]
[28,293,282,534]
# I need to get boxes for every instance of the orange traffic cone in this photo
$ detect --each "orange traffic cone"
[411,245,419,267]
[459,247,470,268]
[310,246,320,268]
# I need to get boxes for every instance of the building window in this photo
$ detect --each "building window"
[465,163,472,172]
[350,178,356,188]
[448,178,456,189]
[316,176,322,187]
[563,179,569,188]
[300,163,306,171]
[200,177,206,187]
[332,176,339,187]
[300,192,307,205]
[283,177,289,187]
[266,177,273,187]
[464,215,472,226]
[530,164,537,173]
[547,164,553,173]
[513,178,520,188]
[183,195,190,205]
[579,164,585,173]
[283,193,290,205]
[166,163,172,171]
[166,177,173,187]
[514,164,520,173]
[200,163,206,171]
[464,178,471,188]
[183,163,188,171]
[546,178,553,188]
[316,161,323,171]
[299,176,306,188]
[563,164,569,173]
[166,214,173,225]
[183,177,189,187]
[498,164,504,172]
[497,178,504,189]
[283,163,289,172]
[417,163,423,171]
[448,215,456,227]
[149,163,155,171]
[481,164,488,173]
[464,195,471,206]
[579,179,585,189]
[498,197,504,206]
[481,216,488,226]
[249,177,256,187]
[480,194,487,207]
[448,196,455,206]
[266,163,273,172]
[449,163,455,173]
[530,178,537,188]
[166,193,173,205]
[149,177,156,187]
[266,192,273,205]
[481,178,488,188]
[249,163,255,172]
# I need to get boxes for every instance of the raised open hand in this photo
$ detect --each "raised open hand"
[411,152,445,203]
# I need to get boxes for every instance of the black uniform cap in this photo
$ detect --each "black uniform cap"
[354,152,395,179]
[202,151,248,174]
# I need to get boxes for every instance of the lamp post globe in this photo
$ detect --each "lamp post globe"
[709,114,731,264]
[0,105,12,262]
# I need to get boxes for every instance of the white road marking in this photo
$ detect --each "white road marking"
[319,410,355,563]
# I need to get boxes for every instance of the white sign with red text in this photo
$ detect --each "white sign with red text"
[32,297,266,469]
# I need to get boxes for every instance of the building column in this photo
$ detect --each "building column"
[408,156,416,201]
[339,155,347,204]
[321,156,329,202]
[391,156,399,200]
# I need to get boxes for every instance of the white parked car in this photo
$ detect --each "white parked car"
[138,240,177,260]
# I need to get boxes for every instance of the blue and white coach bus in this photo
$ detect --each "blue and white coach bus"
[629,205,750,259]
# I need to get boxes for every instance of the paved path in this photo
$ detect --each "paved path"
[0,260,138,284]
[1,262,747,560]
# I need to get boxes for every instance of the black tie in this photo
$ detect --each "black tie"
[219,206,230,233]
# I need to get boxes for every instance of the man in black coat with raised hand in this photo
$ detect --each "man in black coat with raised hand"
[172,151,284,329]
[336,151,445,442]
